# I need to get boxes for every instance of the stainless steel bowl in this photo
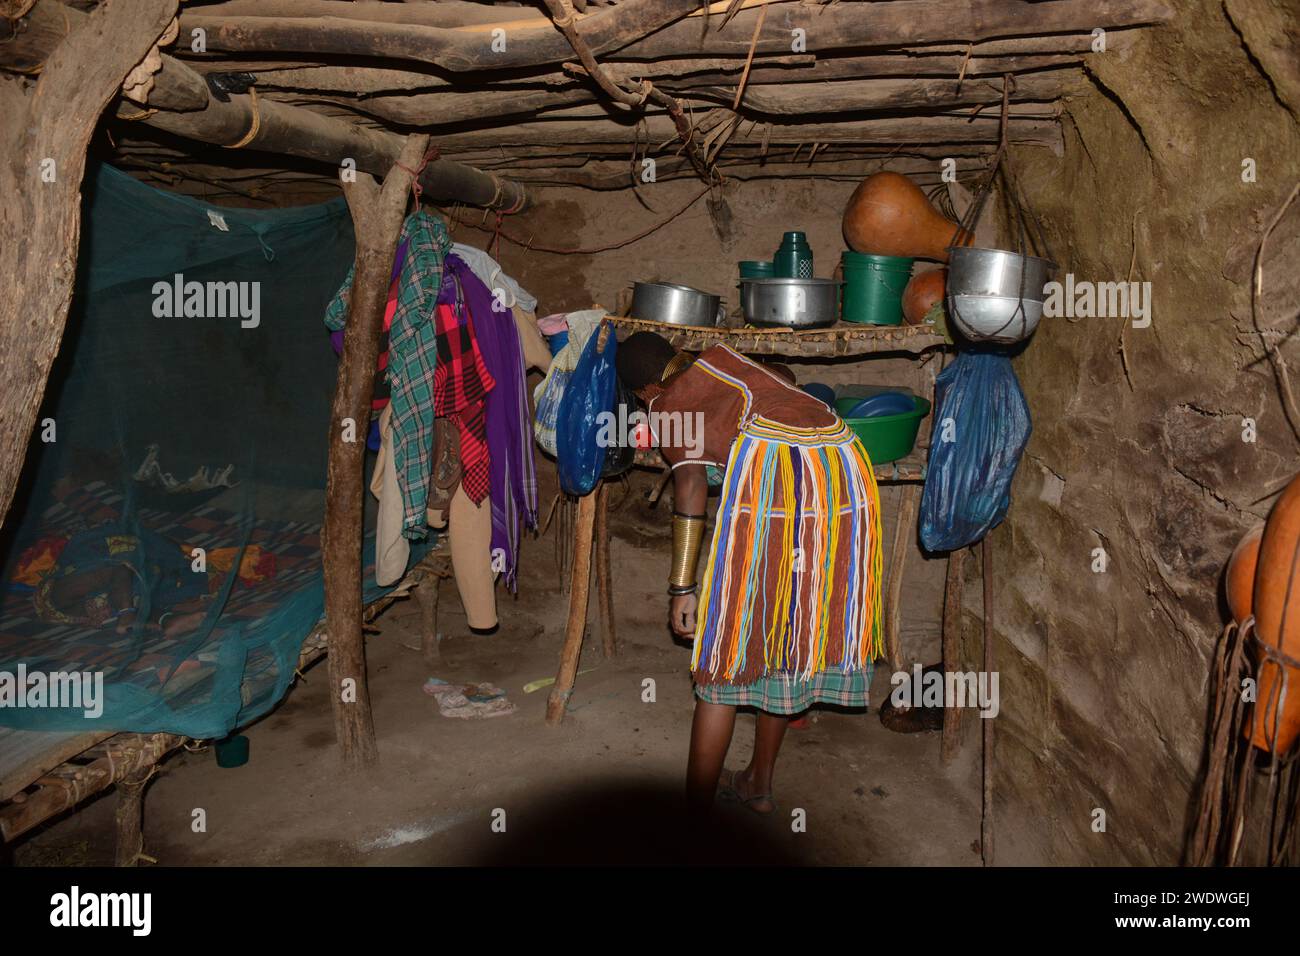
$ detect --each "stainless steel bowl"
[947,294,1045,343]
[740,278,841,328]
[630,281,722,327]
[945,246,1056,343]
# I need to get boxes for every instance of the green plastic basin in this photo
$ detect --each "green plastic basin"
[836,395,931,464]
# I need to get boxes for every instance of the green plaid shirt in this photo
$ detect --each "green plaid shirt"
[325,210,450,538]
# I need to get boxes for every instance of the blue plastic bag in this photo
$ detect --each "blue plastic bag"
[557,327,618,496]
[919,352,1031,551]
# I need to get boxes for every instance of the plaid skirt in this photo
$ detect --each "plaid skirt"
[694,664,872,714]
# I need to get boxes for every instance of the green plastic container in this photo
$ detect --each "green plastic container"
[773,231,814,279]
[215,734,249,768]
[739,260,775,279]
[836,395,931,464]
[841,250,914,325]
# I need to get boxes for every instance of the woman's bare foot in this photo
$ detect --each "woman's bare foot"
[724,767,776,815]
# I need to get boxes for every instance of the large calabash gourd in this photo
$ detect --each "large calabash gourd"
[1247,474,1300,754]
[843,172,969,262]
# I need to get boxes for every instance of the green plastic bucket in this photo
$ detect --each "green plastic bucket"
[739,260,775,279]
[841,250,914,325]
[835,395,931,464]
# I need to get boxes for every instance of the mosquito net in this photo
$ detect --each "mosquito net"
[0,164,418,739]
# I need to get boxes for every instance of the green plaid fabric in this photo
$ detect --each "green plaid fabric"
[694,664,872,714]
[326,211,450,538]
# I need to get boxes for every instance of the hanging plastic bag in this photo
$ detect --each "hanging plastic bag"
[919,351,1031,551]
[533,309,602,456]
[557,325,618,496]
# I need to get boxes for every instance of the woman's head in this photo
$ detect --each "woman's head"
[616,331,680,398]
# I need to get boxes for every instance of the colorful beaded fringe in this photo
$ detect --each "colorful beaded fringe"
[691,417,884,683]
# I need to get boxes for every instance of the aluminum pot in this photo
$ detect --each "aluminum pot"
[740,278,841,328]
[630,281,722,327]
[945,246,1056,343]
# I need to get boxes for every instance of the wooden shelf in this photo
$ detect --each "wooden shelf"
[607,315,948,357]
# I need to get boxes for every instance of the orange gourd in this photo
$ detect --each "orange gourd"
[842,172,969,262]
[902,269,946,325]
[1246,474,1300,753]
[1225,525,1262,624]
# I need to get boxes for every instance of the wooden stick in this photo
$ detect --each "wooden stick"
[981,534,996,866]
[179,0,704,71]
[731,4,767,110]
[883,483,919,672]
[940,546,969,764]
[322,133,430,768]
[546,490,598,724]
[177,2,1174,70]
[417,577,441,667]
[113,765,154,867]
[595,481,617,658]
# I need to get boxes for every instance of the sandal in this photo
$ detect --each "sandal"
[718,768,776,815]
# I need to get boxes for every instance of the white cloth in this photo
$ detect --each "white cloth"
[451,242,538,313]
[370,406,410,587]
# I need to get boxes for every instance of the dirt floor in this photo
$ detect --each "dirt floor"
[13,474,981,867]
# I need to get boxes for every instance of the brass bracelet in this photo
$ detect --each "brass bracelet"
[669,512,706,589]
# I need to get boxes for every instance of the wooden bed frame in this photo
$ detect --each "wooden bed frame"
[0,554,448,865]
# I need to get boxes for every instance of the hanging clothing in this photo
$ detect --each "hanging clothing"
[428,484,498,630]
[325,211,451,539]
[432,269,495,505]
[511,305,552,374]
[443,253,537,592]
[450,242,539,314]
[369,405,410,587]
[648,345,885,699]
[328,237,408,411]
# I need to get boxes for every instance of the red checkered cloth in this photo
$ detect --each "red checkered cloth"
[432,301,494,504]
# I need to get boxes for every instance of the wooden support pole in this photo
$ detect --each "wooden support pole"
[0,0,179,530]
[883,483,919,672]
[322,133,430,768]
[113,765,154,868]
[981,535,996,866]
[595,481,617,658]
[546,489,598,725]
[940,546,969,764]
[417,578,441,667]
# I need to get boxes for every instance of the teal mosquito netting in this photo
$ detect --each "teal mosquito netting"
[0,164,421,738]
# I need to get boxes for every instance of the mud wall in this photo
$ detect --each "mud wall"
[992,0,1300,864]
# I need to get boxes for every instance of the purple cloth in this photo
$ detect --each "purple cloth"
[441,254,537,591]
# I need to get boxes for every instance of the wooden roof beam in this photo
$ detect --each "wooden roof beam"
[177,1,1175,72]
